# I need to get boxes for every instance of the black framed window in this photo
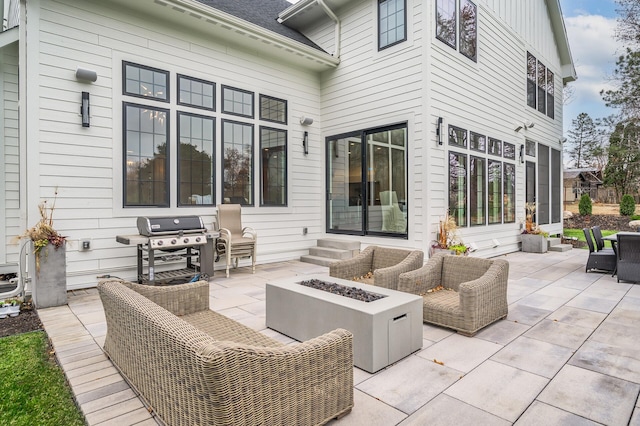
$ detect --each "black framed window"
[504,142,516,160]
[488,138,502,156]
[448,125,467,148]
[459,0,477,61]
[222,120,254,205]
[537,61,547,115]
[436,0,456,48]
[504,163,516,223]
[178,112,215,206]
[470,131,485,152]
[222,86,254,118]
[123,62,168,101]
[488,160,502,224]
[470,156,485,226]
[527,52,555,119]
[449,151,467,226]
[526,52,536,109]
[259,95,287,124]
[526,139,536,157]
[123,103,170,207]
[546,69,555,119]
[178,75,215,111]
[260,127,287,206]
[379,0,406,50]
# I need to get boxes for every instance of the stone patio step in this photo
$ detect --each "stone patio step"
[309,246,353,260]
[299,255,338,267]
[548,243,572,252]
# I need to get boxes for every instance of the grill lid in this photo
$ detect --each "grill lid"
[137,216,206,236]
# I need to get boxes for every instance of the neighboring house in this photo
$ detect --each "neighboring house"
[0,0,575,289]
[563,168,603,203]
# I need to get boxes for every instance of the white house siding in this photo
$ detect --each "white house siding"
[428,1,565,256]
[319,0,427,251]
[1,42,19,269]
[26,0,327,289]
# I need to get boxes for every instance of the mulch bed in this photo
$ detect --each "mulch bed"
[0,302,43,338]
[563,214,638,233]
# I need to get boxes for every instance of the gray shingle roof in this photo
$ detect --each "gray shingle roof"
[195,0,323,51]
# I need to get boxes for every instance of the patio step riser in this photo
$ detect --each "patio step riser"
[309,246,353,260]
[549,244,573,252]
[299,255,338,267]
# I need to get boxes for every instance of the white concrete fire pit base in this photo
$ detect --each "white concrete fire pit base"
[266,275,423,373]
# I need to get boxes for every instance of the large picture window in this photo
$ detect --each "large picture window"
[379,0,406,50]
[260,127,287,206]
[222,120,254,205]
[178,113,214,206]
[436,0,456,48]
[526,52,555,119]
[123,103,169,207]
[449,152,467,227]
[459,0,477,61]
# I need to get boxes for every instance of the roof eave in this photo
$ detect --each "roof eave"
[547,0,577,83]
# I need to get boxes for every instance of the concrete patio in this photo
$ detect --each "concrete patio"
[38,248,640,425]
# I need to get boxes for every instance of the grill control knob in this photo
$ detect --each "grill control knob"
[195,237,201,242]
[157,240,164,246]
[171,239,177,245]
[183,238,189,244]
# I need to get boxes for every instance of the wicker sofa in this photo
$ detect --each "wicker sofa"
[329,246,424,290]
[397,253,509,336]
[98,279,354,426]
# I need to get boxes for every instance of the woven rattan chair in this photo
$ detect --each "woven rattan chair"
[215,204,257,277]
[397,253,509,336]
[617,233,640,283]
[329,245,424,290]
[98,279,354,426]
[583,228,616,273]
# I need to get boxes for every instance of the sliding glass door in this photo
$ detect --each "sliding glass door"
[327,124,408,237]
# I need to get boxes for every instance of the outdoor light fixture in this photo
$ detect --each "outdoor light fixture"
[436,117,443,145]
[81,92,90,127]
[300,116,314,126]
[519,144,524,164]
[303,131,309,155]
[524,120,535,129]
[75,67,98,82]
[514,123,524,132]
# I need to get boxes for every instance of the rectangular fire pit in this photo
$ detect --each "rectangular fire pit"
[266,275,423,373]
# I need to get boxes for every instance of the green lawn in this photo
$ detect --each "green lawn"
[0,331,85,426]
[563,228,617,249]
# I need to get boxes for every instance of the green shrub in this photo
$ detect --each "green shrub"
[631,214,640,221]
[620,194,636,216]
[578,194,592,216]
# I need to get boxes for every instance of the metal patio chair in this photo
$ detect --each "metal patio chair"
[591,226,615,253]
[215,204,257,277]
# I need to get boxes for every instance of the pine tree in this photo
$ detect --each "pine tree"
[603,120,640,201]
[566,113,599,168]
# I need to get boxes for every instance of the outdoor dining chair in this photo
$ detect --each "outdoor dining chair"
[591,226,615,254]
[583,228,616,273]
[616,233,640,283]
[215,204,257,278]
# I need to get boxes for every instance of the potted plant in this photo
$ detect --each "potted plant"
[430,215,469,256]
[18,190,68,308]
[521,203,549,253]
[5,298,21,317]
[0,300,9,319]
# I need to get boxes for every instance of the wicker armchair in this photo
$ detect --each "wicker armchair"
[98,280,354,426]
[329,246,424,290]
[617,233,640,283]
[397,253,509,336]
[215,204,257,277]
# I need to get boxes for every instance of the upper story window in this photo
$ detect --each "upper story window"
[526,52,555,119]
[222,86,254,118]
[449,125,467,148]
[379,0,406,50]
[123,62,169,101]
[470,131,485,152]
[436,0,477,62]
[260,95,287,124]
[178,75,215,111]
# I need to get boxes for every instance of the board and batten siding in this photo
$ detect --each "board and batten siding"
[1,42,19,268]
[319,0,427,251]
[428,0,564,255]
[29,0,327,289]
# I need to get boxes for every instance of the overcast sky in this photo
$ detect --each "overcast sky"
[560,0,623,133]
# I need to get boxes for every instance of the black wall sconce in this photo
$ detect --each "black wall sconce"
[81,91,90,127]
[302,131,309,155]
[519,144,524,164]
[436,117,443,145]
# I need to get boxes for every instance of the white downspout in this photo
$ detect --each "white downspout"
[316,0,340,57]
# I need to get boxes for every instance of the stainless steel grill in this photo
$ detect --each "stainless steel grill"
[116,216,216,285]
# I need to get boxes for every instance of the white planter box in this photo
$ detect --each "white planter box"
[266,275,423,373]
[521,234,548,253]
